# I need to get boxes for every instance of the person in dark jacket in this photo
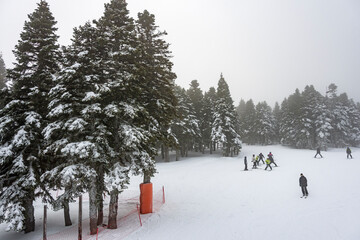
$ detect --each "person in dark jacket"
[259,153,265,164]
[314,147,323,158]
[244,156,248,171]
[346,147,353,159]
[268,152,278,167]
[299,173,308,197]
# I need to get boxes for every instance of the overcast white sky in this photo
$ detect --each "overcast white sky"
[0,0,359,106]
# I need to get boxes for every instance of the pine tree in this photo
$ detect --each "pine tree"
[92,0,139,231]
[134,9,177,171]
[279,89,303,148]
[241,99,256,144]
[211,74,241,156]
[273,102,281,143]
[0,0,60,233]
[0,53,6,89]
[187,80,204,152]
[171,86,200,159]
[0,53,10,109]
[300,85,332,149]
[41,21,111,230]
[203,87,217,153]
[254,101,276,145]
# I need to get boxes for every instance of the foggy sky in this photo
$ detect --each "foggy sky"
[0,0,359,107]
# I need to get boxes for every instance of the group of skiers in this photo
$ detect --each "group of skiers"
[314,147,354,159]
[243,152,278,171]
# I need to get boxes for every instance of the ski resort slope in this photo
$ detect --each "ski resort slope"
[0,145,359,240]
[129,145,360,240]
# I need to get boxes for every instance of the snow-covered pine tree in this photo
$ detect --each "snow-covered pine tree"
[300,85,332,149]
[254,101,276,145]
[272,102,281,143]
[134,9,177,168]
[211,74,241,156]
[171,85,201,159]
[279,89,304,148]
[0,53,6,89]
[187,80,204,152]
[41,21,112,231]
[0,0,60,233]
[241,99,256,144]
[203,87,217,153]
[327,89,360,147]
[236,99,246,139]
[93,1,170,230]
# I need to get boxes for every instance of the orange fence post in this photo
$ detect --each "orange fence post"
[139,183,153,214]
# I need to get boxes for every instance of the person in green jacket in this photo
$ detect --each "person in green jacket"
[265,158,272,171]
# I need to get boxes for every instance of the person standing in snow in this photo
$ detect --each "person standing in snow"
[314,147,323,158]
[265,158,272,171]
[244,156,248,171]
[346,147,353,159]
[299,173,308,198]
[259,153,265,164]
[255,155,260,166]
[268,152,278,167]
[252,154,257,169]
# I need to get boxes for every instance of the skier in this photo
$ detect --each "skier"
[265,158,272,171]
[299,173,308,198]
[244,156,248,171]
[314,147,323,158]
[346,147,353,159]
[252,154,257,169]
[259,153,265,164]
[268,152,278,167]
[255,155,260,166]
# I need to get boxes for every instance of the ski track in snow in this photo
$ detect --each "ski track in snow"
[1,145,360,240]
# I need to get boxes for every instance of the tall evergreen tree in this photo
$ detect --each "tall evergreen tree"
[211,74,241,156]
[203,87,217,153]
[0,0,60,233]
[254,101,276,145]
[273,102,281,143]
[186,80,204,152]
[279,89,303,148]
[171,85,200,159]
[241,99,256,144]
[134,9,177,174]
[41,21,113,230]
[0,53,9,109]
[0,53,6,89]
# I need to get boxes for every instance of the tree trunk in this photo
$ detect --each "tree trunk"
[24,193,35,233]
[89,179,97,235]
[164,145,170,162]
[143,173,151,184]
[176,149,180,161]
[107,190,118,229]
[64,200,72,226]
[78,195,82,240]
[161,144,165,159]
[210,141,213,154]
[97,198,103,226]
[43,205,47,240]
[96,167,104,226]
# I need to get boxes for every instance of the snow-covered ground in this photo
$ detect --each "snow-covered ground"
[1,145,360,240]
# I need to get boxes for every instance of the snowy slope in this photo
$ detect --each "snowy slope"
[1,145,359,240]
